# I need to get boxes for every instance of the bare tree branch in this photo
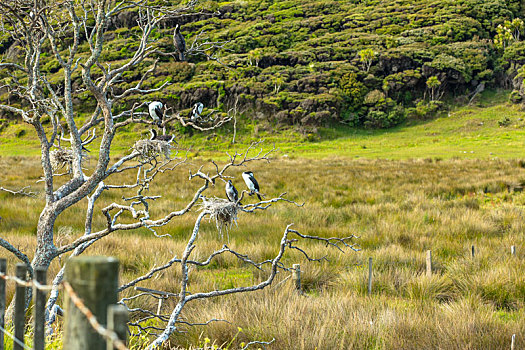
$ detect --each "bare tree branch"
[0,238,33,277]
[0,185,37,197]
[145,222,356,349]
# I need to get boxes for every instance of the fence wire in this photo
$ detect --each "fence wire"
[0,273,56,291]
[0,273,129,350]
[0,324,32,350]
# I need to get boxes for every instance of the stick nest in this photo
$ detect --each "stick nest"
[133,139,174,160]
[50,148,88,172]
[200,197,238,235]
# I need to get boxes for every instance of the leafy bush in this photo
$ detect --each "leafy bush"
[509,90,522,103]
[363,89,385,106]
[364,104,406,128]
[339,72,367,110]
[407,100,444,120]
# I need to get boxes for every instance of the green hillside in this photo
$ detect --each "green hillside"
[1,0,524,133]
[2,89,525,159]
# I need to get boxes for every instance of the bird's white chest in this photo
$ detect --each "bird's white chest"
[242,174,255,191]
[149,103,162,120]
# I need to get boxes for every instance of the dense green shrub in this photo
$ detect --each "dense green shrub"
[364,104,406,128]
[509,90,522,103]
[407,100,444,120]
[340,72,368,110]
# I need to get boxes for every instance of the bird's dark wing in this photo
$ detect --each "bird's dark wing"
[154,106,163,120]
[178,33,186,52]
[250,175,260,192]
[173,31,186,61]
[159,135,174,142]
[232,185,239,201]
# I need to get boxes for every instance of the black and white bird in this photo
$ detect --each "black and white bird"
[148,101,164,126]
[149,129,175,143]
[242,171,262,201]
[225,180,241,205]
[173,24,186,62]
[191,102,204,122]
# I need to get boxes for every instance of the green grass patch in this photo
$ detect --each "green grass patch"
[2,90,525,160]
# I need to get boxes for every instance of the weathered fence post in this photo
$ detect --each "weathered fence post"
[33,267,47,350]
[0,258,6,350]
[63,256,119,350]
[14,264,26,350]
[426,250,432,277]
[368,258,373,295]
[107,305,129,350]
[471,245,475,258]
[292,264,301,292]
[156,297,164,315]
[511,245,516,256]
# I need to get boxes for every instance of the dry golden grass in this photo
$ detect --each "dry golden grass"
[1,156,525,349]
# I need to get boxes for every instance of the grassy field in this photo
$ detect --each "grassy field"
[1,154,525,348]
[1,91,525,349]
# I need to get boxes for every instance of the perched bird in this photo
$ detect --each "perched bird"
[242,171,262,201]
[148,101,164,126]
[191,102,204,122]
[173,24,186,62]
[149,129,175,143]
[225,180,241,205]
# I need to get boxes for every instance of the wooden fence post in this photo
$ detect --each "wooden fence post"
[471,245,475,258]
[368,258,373,295]
[292,264,301,292]
[511,245,516,256]
[426,250,432,277]
[107,305,128,350]
[156,297,164,315]
[0,258,6,350]
[63,256,119,350]
[33,267,47,350]
[14,264,26,350]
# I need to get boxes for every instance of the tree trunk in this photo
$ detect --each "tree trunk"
[5,206,58,322]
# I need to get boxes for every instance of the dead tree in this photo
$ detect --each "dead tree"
[0,1,358,347]
[0,0,227,313]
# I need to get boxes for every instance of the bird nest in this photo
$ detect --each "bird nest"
[132,139,174,160]
[200,197,238,236]
[50,148,88,172]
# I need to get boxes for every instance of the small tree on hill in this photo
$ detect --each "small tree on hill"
[358,48,376,73]
[426,76,441,101]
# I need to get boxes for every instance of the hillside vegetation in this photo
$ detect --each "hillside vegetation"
[1,0,524,133]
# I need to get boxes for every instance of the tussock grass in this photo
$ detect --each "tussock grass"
[1,156,525,348]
